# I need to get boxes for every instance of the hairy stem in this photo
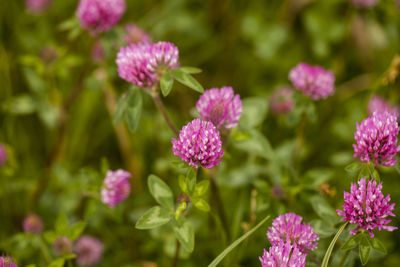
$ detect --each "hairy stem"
[152,93,179,136]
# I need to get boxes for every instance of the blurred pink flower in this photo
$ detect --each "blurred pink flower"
[101,169,132,209]
[23,214,43,233]
[75,235,104,266]
[123,23,151,44]
[26,0,51,14]
[351,0,379,8]
[77,0,126,35]
[269,87,294,115]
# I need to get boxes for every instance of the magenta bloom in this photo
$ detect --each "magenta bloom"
[289,63,335,100]
[116,41,179,88]
[351,0,379,8]
[53,236,73,256]
[337,177,397,238]
[123,23,151,44]
[269,87,294,115]
[259,241,306,267]
[267,213,319,253]
[196,86,242,129]
[101,169,131,209]
[353,111,400,167]
[26,0,51,14]
[0,256,17,267]
[77,0,126,35]
[23,214,43,233]
[0,143,7,167]
[368,95,399,118]
[74,235,104,266]
[172,119,224,169]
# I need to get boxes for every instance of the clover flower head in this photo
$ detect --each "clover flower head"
[0,144,7,167]
[123,23,151,44]
[351,0,379,8]
[116,41,179,88]
[0,256,17,267]
[23,214,43,233]
[101,169,132,209]
[337,177,397,238]
[172,119,224,169]
[269,87,294,115]
[196,86,242,129]
[26,0,51,14]
[368,95,399,119]
[353,111,400,167]
[259,241,306,267]
[75,235,104,266]
[53,236,73,256]
[77,0,126,35]
[267,213,319,253]
[289,63,335,100]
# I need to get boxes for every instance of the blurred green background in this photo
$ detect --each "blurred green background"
[0,0,400,266]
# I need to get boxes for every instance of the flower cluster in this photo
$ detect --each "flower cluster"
[123,23,151,44]
[196,86,242,130]
[26,0,51,14]
[172,119,224,169]
[116,41,179,88]
[269,87,294,115]
[353,111,400,167]
[267,213,319,253]
[337,177,397,238]
[101,169,132,209]
[75,235,104,266]
[0,256,17,267]
[259,241,306,267]
[368,95,399,118]
[351,0,379,8]
[23,214,43,233]
[77,0,126,35]
[289,62,335,100]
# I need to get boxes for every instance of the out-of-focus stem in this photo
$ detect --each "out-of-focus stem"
[152,93,179,136]
[209,169,230,241]
[103,83,142,191]
[172,240,180,267]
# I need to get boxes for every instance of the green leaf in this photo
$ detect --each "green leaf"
[175,202,187,219]
[148,175,174,211]
[186,168,197,195]
[369,237,387,254]
[178,174,188,193]
[232,129,274,160]
[4,94,37,115]
[113,91,130,123]
[239,97,269,129]
[58,17,79,31]
[321,222,348,267]
[43,231,58,243]
[359,236,371,265]
[310,195,338,225]
[302,168,333,189]
[172,218,195,253]
[345,162,363,173]
[62,254,76,260]
[208,214,270,267]
[171,69,204,93]
[192,198,210,212]
[358,164,370,179]
[194,180,210,197]
[341,234,362,251]
[25,265,36,267]
[55,213,68,235]
[370,167,380,182]
[47,258,65,267]
[124,88,143,132]
[135,206,172,229]
[179,66,202,74]
[160,72,174,97]
[67,221,87,241]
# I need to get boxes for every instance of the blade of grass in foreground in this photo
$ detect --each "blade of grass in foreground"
[208,215,270,267]
[321,221,349,267]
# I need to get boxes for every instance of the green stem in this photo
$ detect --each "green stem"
[152,93,179,135]
[39,236,51,263]
[172,239,180,267]
[321,222,349,267]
